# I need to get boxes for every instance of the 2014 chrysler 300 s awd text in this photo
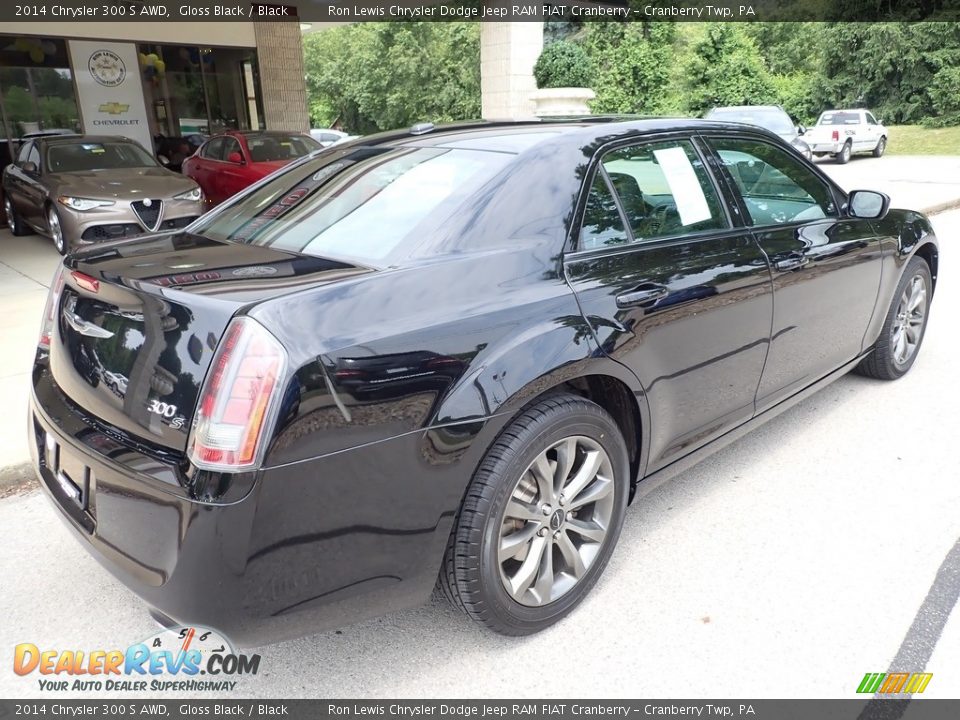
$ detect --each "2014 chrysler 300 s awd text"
[30,119,939,644]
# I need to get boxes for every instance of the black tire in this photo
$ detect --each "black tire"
[439,393,629,635]
[836,140,852,164]
[855,257,932,380]
[873,136,887,158]
[3,194,29,236]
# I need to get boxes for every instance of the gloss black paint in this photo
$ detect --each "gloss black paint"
[29,119,939,645]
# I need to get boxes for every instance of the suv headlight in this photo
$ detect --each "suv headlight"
[174,187,203,202]
[57,196,115,212]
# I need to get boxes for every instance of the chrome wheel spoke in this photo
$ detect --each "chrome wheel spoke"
[531,544,555,604]
[567,476,613,510]
[556,531,586,579]
[561,449,602,504]
[508,534,547,598]
[504,499,540,522]
[530,454,555,504]
[553,437,577,496]
[566,517,606,543]
[499,524,540,562]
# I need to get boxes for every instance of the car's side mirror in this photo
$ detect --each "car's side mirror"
[227,152,244,164]
[21,161,37,174]
[848,190,890,219]
[797,124,806,135]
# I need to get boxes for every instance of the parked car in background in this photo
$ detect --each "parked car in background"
[1,130,77,229]
[309,128,349,146]
[183,130,321,206]
[804,109,888,163]
[705,105,812,160]
[2,135,205,254]
[30,119,938,644]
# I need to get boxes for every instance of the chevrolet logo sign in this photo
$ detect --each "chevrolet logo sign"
[98,102,129,115]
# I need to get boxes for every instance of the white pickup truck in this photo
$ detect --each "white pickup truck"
[804,109,888,164]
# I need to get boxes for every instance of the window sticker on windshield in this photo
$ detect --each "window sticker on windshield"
[652,146,712,226]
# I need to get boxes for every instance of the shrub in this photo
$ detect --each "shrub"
[533,41,594,89]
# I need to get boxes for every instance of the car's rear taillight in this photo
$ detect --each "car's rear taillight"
[831,130,840,142]
[188,316,287,472]
[38,266,66,350]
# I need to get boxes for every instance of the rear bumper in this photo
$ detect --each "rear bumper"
[29,367,471,645]
[809,141,844,155]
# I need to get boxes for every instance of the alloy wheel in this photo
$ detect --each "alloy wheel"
[841,143,851,163]
[3,196,13,226]
[891,273,927,366]
[48,207,65,254]
[498,435,615,607]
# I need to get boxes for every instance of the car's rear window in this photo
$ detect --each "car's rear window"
[818,112,861,126]
[191,146,513,263]
[246,134,320,162]
[707,108,795,135]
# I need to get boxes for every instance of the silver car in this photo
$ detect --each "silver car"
[2,135,205,254]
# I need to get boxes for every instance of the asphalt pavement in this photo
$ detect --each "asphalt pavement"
[1,208,958,700]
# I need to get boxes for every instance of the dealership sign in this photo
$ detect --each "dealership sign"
[68,40,153,152]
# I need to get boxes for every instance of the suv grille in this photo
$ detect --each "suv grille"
[132,200,162,231]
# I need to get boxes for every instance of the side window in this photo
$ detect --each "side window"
[17,141,33,164]
[866,112,878,125]
[710,138,837,226]
[579,172,629,251]
[221,137,241,161]
[202,138,224,160]
[600,139,727,244]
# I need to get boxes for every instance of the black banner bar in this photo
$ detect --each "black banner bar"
[2,0,960,24]
[3,700,960,720]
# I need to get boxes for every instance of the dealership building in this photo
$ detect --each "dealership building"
[0,19,312,151]
[1,13,545,152]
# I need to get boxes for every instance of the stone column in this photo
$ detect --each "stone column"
[253,21,310,132]
[480,21,544,120]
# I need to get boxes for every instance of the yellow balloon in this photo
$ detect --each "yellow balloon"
[13,38,30,52]
[154,60,165,74]
[139,52,148,66]
[146,53,159,66]
[29,48,44,64]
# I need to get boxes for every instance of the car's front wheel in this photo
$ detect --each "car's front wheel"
[855,256,932,380]
[440,393,629,635]
[47,205,67,255]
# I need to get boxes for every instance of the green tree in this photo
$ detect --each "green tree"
[584,22,676,115]
[682,24,777,115]
[303,22,481,134]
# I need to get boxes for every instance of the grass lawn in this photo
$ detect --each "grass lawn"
[886,125,960,155]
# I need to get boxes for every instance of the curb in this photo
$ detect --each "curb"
[922,198,960,216]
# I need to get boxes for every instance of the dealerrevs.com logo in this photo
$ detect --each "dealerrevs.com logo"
[13,626,261,693]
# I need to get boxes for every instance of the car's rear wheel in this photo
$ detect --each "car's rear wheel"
[440,393,629,635]
[4,195,29,236]
[47,205,67,255]
[836,140,852,164]
[855,257,932,380]
[873,136,887,158]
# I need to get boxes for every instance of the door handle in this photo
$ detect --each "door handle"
[616,284,669,309]
[774,254,809,272]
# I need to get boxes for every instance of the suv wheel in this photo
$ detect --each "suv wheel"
[836,140,852,164]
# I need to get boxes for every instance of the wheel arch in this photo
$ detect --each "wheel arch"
[913,241,939,294]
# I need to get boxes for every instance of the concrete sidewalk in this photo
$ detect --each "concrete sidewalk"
[0,233,60,478]
[0,154,958,483]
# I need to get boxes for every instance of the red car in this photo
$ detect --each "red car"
[183,130,321,206]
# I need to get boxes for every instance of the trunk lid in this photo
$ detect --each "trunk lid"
[48,232,372,453]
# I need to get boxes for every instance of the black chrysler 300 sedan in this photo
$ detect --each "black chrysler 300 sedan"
[30,119,939,643]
